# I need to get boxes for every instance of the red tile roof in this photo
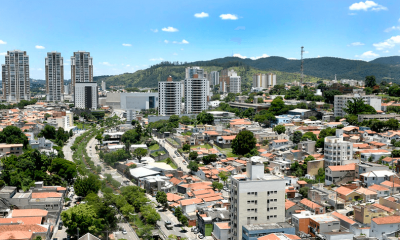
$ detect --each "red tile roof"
[0,224,48,233]
[372,216,400,225]
[0,231,32,240]
[328,163,356,171]
[300,198,322,210]
[372,203,395,213]
[215,222,230,229]
[11,209,48,218]
[31,192,62,199]
[285,200,296,210]
[0,217,42,225]
[335,186,354,196]
[166,193,184,202]
[331,211,356,225]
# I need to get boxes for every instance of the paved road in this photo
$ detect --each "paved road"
[116,223,139,240]
[154,137,190,173]
[63,130,86,162]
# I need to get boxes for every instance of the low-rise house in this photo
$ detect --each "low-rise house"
[355,187,378,202]
[335,186,361,202]
[370,216,400,239]
[196,208,230,237]
[354,204,392,225]
[380,181,400,194]
[269,139,292,150]
[242,222,296,240]
[257,233,300,240]
[292,211,313,235]
[212,222,230,240]
[356,162,388,177]
[0,143,23,157]
[325,163,356,185]
[298,198,325,214]
[368,184,390,198]
[285,199,302,218]
[360,149,391,162]
[360,170,395,187]
[0,224,51,240]
[309,214,340,237]
[331,211,358,231]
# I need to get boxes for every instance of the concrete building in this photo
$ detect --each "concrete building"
[324,129,354,166]
[358,114,400,123]
[360,170,395,187]
[185,66,205,78]
[45,52,64,102]
[252,73,276,89]
[334,94,381,117]
[325,164,356,185]
[74,82,98,110]
[242,222,295,240]
[229,160,286,240]
[230,75,241,94]
[158,76,182,115]
[213,222,230,240]
[71,51,93,95]
[101,80,106,91]
[2,50,30,102]
[0,143,23,157]
[370,216,400,239]
[209,71,220,86]
[184,75,209,114]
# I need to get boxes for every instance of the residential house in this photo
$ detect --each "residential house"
[354,204,392,225]
[370,216,400,239]
[0,143,23,157]
[269,139,292,150]
[285,200,302,218]
[325,163,356,185]
[298,198,325,214]
[212,222,230,240]
[360,170,395,187]
[308,214,340,237]
[368,184,390,198]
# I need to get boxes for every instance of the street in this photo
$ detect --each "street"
[154,137,190,173]
[63,130,86,162]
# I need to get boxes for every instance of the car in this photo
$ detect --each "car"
[367,199,375,204]
[122,229,127,235]
[58,224,62,230]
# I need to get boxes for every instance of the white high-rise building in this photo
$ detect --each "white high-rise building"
[1,50,30,102]
[209,71,219,86]
[101,81,106,91]
[71,51,93,96]
[252,73,276,89]
[185,66,204,79]
[334,94,381,117]
[184,75,209,114]
[46,52,64,102]
[74,82,98,110]
[159,76,182,116]
[230,160,286,240]
[324,129,354,166]
[229,72,241,94]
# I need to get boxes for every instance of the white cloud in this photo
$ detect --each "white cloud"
[373,35,400,50]
[0,40,6,44]
[164,40,169,44]
[35,45,45,49]
[349,1,387,11]
[126,64,130,67]
[149,58,164,61]
[122,43,132,47]
[384,26,400,32]
[304,51,309,54]
[0,52,6,55]
[194,12,209,18]
[250,54,269,60]
[317,55,321,58]
[150,29,158,33]
[100,62,113,66]
[233,53,247,59]
[356,50,380,59]
[162,27,178,32]
[37,68,43,71]
[169,39,189,44]
[348,42,365,46]
[220,14,238,20]
[181,48,184,50]
[348,13,357,15]
[181,39,189,44]
[173,53,178,55]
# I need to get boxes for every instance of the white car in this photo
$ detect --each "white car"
[122,229,127,235]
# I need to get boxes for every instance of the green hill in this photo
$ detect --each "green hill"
[94,63,325,89]
[94,55,400,88]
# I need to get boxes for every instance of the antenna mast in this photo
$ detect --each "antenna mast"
[301,46,304,85]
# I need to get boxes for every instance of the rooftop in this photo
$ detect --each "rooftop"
[243,222,293,231]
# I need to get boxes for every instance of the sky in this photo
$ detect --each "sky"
[0,0,400,79]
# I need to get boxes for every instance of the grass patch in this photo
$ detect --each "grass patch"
[215,145,237,158]
[191,144,213,150]
[150,151,166,158]
[160,159,178,169]
[167,138,179,146]
[148,144,160,151]
[378,94,400,100]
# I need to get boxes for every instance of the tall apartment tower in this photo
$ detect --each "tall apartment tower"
[209,71,219,86]
[184,74,209,114]
[71,51,93,95]
[229,72,241,94]
[158,76,182,115]
[230,160,286,240]
[252,73,276,88]
[45,52,64,101]
[101,81,106,91]
[324,129,354,166]
[1,50,30,102]
[74,82,98,110]
[220,69,240,93]
[185,66,204,79]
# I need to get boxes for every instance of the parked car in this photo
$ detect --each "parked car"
[122,229,127,235]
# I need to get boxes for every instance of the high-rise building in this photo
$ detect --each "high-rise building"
[185,66,204,79]
[71,51,93,95]
[101,81,106,91]
[45,52,64,102]
[1,50,30,102]
[334,94,381,117]
[184,74,209,114]
[324,129,354,166]
[229,72,241,94]
[252,73,276,89]
[229,160,286,240]
[220,69,241,93]
[209,71,219,86]
[159,76,182,116]
[74,82,98,110]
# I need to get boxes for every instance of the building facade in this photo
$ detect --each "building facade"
[74,82,98,110]
[229,75,241,94]
[45,52,64,101]
[184,76,209,114]
[159,76,182,115]
[252,73,276,89]
[2,50,30,102]
[185,66,205,79]
[209,71,219,86]
[324,129,354,166]
[229,161,286,240]
[71,51,93,95]
[334,94,381,117]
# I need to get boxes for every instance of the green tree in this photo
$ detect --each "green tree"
[61,204,102,237]
[174,206,183,219]
[365,75,376,88]
[343,97,377,115]
[121,129,141,145]
[231,130,257,155]
[218,171,230,186]
[323,90,342,104]
[273,125,286,135]
[0,126,30,149]
[386,118,399,130]
[74,175,101,197]
[95,134,103,144]
[49,158,77,182]
[189,151,198,160]
[133,148,148,163]
[188,161,199,172]
[156,191,168,208]
[182,144,190,151]
[309,116,317,121]
[212,181,223,191]
[299,187,309,198]
[364,87,373,95]
[197,111,214,125]
[140,204,161,225]
[293,131,303,144]
[301,132,318,142]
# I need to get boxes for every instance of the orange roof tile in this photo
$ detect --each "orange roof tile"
[381,181,400,188]
[372,203,395,213]
[12,209,48,218]
[297,180,307,185]
[300,198,322,210]
[31,192,62,199]
[372,216,400,225]
[285,200,296,210]
[221,135,236,140]
[272,139,288,143]
[0,217,42,225]
[258,234,300,240]
[0,231,32,240]
[328,163,356,171]
[331,211,356,225]
[166,193,184,202]
[0,224,47,233]
[169,177,183,185]
[335,186,354,196]
[215,222,230,230]
[179,198,203,206]
[369,184,389,192]
[356,187,377,196]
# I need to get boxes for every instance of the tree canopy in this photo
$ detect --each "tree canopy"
[74,174,101,197]
[0,126,29,149]
[232,130,257,155]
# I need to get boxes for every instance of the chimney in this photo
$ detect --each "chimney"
[167,76,172,82]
